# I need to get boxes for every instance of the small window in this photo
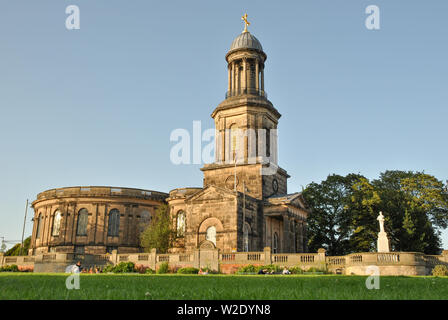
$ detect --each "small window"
[139,210,151,233]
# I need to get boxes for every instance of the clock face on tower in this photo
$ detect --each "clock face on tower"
[272,178,279,194]
[225,175,239,190]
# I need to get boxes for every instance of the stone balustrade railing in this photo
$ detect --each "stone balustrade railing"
[1,249,447,275]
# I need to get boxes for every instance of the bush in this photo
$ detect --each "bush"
[114,262,136,273]
[305,266,329,274]
[432,265,448,277]
[177,267,199,274]
[145,268,155,274]
[289,266,304,274]
[157,262,170,274]
[237,265,258,273]
[0,264,19,272]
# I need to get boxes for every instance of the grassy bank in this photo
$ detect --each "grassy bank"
[0,273,447,300]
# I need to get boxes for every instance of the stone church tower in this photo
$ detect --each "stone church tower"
[168,21,309,254]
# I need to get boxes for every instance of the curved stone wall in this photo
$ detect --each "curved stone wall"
[30,186,168,255]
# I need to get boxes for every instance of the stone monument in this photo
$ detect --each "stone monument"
[377,211,390,252]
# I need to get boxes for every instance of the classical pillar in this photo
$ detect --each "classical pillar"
[242,59,247,91]
[261,67,264,92]
[227,64,231,93]
[255,61,259,91]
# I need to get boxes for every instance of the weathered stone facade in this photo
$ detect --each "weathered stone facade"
[30,187,167,255]
[28,27,309,257]
[167,29,309,254]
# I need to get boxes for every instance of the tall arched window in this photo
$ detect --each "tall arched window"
[273,232,279,253]
[108,209,120,237]
[243,223,250,252]
[139,210,151,233]
[52,210,62,236]
[206,226,216,246]
[176,211,186,237]
[35,213,42,239]
[76,209,89,236]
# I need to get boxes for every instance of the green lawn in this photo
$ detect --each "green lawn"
[0,273,447,300]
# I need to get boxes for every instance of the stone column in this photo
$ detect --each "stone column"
[261,67,264,91]
[242,59,247,91]
[255,61,259,91]
[227,64,231,93]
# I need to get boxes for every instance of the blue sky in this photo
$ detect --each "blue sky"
[1,0,447,250]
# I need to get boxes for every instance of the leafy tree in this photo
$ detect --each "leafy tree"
[5,237,31,256]
[140,204,174,254]
[302,174,364,255]
[304,171,448,255]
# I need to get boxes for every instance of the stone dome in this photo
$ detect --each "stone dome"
[229,31,263,52]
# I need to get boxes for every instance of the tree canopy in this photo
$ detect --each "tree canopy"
[4,237,31,256]
[302,171,448,255]
[140,204,175,254]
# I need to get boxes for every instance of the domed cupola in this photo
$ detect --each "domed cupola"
[229,31,263,53]
[225,14,267,100]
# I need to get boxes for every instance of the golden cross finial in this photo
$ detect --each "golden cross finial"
[241,13,250,33]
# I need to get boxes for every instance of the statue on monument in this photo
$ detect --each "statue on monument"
[377,211,390,253]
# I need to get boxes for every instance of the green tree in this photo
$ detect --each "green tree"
[304,170,448,255]
[140,204,174,254]
[5,237,31,256]
[302,174,365,255]
[349,170,447,254]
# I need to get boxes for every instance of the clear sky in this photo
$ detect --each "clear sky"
[1,0,447,250]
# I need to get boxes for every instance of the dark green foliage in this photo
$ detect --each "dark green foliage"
[303,171,448,255]
[5,237,31,256]
[102,262,136,273]
[140,204,175,254]
[0,265,19,272]
[177,267,199,274]
[157,262,170,274]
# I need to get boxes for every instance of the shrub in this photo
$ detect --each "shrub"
[157,262,170,274]
[145,268,155,274]
[135,264,154,274]
[237,264,258,273]
[305,266,329,274]
[0,265,19,272]
[103,264,115,273]
[432,265,448,277]
[114,262,136,273]
[289,266,304,274]
[177,267,199,274]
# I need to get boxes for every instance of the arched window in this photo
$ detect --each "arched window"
[76,209,89,236]
[35,213,43,239]
[176,211,186,237]
[273,232,279,253]
[206,226,216,246]
[139,210,151,233]
[52,210,62,236]
[108,209,120,237]
[243,223,250,252]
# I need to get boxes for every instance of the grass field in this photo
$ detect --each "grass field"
[0,273,447,300]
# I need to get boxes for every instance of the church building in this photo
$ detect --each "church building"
[28,18,309,256]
